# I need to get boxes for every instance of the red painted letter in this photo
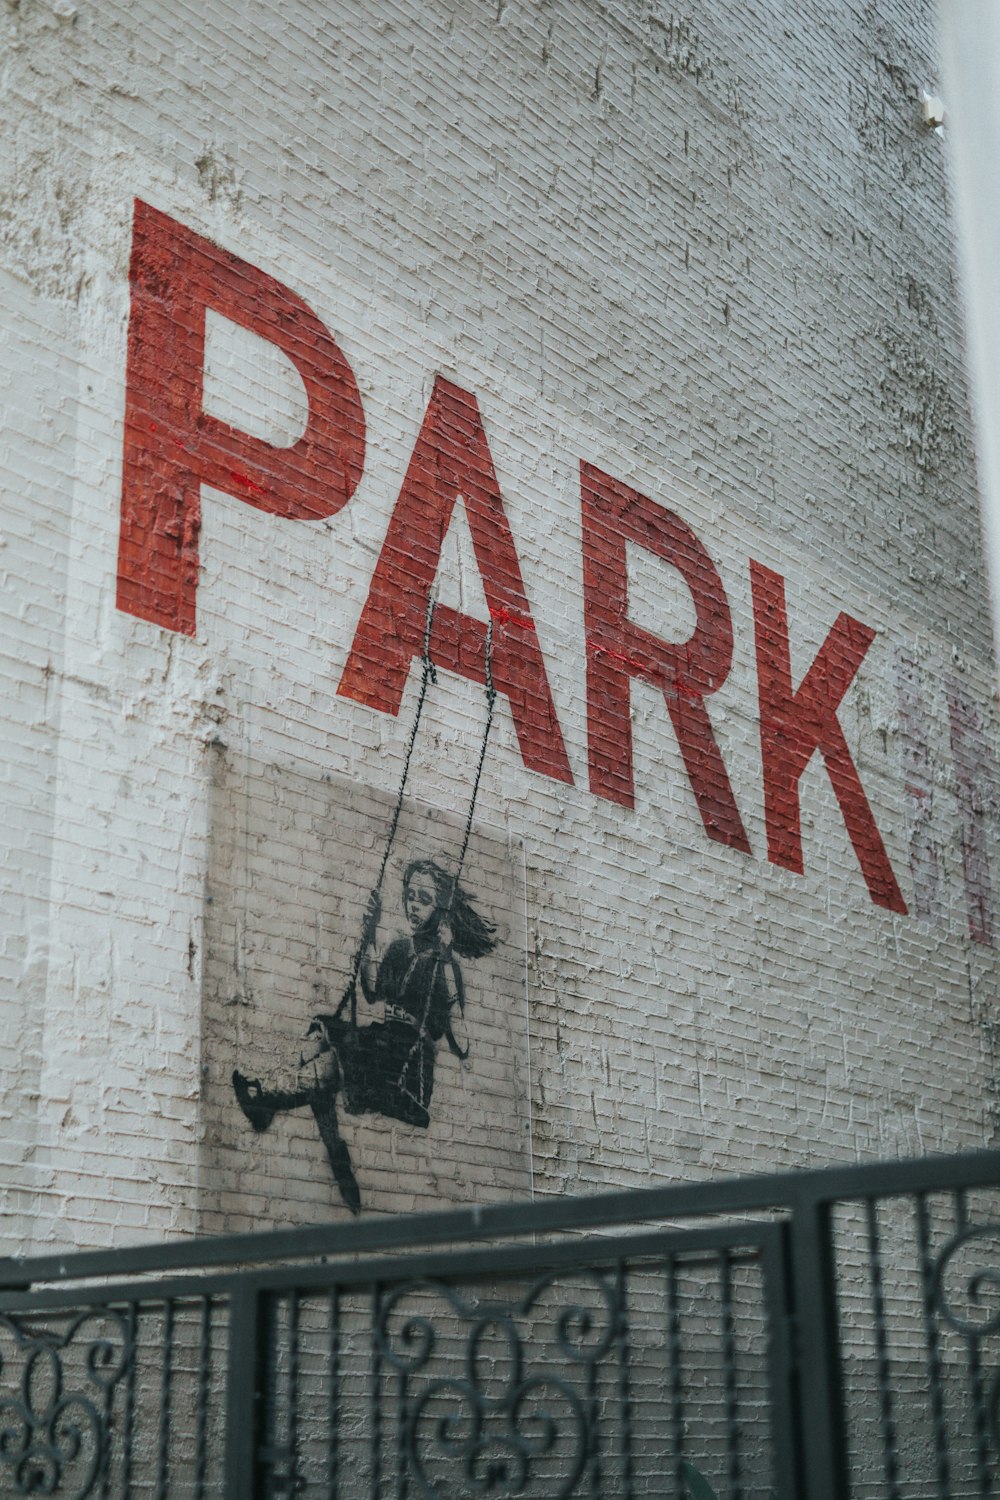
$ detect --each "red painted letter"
[117,199,366,634]
[751,560,906,913]
[338,377,572,784]
[581,462,750,851]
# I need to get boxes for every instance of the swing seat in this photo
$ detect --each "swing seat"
[316,1013,434,1129]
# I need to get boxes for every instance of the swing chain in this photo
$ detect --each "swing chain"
[451,616,496,895]
[401,616,497,1105]
[338,594,438,1025]
[371,592,438,900]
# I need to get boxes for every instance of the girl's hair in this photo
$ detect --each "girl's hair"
[403,859,498,959]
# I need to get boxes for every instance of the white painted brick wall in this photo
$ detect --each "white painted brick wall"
[0,0,997,1251]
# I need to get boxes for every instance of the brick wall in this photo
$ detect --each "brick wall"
[1,0,996,1249]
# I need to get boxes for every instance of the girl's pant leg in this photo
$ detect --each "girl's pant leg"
[234,1052,338,1132]
[310,1093,361,1214]
[258,1053,337,1109]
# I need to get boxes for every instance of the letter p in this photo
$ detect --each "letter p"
[116,199,366,634]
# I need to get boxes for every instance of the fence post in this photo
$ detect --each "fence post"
[225,1282,264,1500]
[788,1187,850,1500]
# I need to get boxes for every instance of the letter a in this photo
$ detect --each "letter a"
[339,377,572,784]
[582,461,750,850]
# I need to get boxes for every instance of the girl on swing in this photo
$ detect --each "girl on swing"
[232,858,497,1213]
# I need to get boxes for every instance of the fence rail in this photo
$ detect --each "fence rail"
[2,1148,1000,1498]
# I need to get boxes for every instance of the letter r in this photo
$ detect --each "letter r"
[581,462,750,852]
[116,199,366,634]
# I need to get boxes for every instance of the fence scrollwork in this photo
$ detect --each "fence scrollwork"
[376,1270,620,1499]
[932,1221,1000,1457]
[0,1308,133,1499]
[932,1223,1000,1340]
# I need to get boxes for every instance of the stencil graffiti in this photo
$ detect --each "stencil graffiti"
[201,615,529,1225]
[200,762,530,1228]
[232,860,498,1213]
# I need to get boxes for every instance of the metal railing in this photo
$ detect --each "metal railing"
[2,1147,1000,1498]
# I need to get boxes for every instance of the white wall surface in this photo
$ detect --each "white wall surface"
[0,0,997,1251]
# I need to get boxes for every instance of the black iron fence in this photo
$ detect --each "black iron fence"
[2,1148,1000,1498]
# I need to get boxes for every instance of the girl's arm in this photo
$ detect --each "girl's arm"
[441,953,468,1059]
[358,890,380,1003]
[442,958,459,1006]
[438,924,459,1006]
[359,951,377,1002]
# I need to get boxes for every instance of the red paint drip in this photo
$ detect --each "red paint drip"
[489,605,533,633]
[591,642,649,676]
[230,469,268,498]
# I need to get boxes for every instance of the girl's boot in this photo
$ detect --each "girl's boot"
[232,1070,315,1132]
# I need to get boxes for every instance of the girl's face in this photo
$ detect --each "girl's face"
[404,874,438,931]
